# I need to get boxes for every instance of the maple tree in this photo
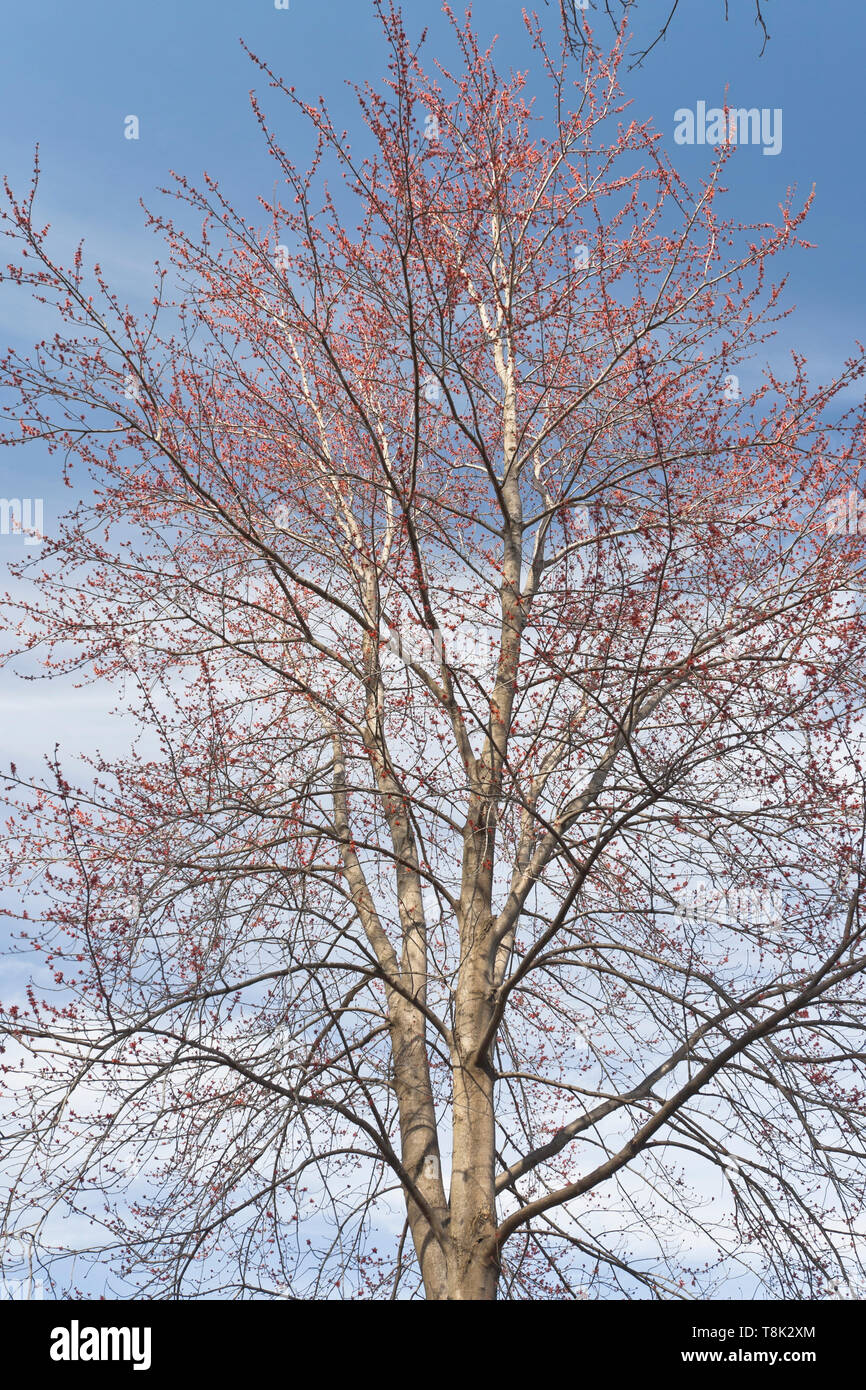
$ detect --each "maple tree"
[1,3,865,1301]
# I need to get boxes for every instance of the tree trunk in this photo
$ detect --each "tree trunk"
[447,1060,499,1298]
[446,938,499,1300]
[390,1003,450,1300]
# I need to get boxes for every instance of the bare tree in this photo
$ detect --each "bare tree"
[1,3,864,1301]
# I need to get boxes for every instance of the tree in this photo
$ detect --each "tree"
[1,1,865,1301]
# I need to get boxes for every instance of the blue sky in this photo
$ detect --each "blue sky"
[0,0,863,486]
[0,0,861,846]
[0,0,862,332]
